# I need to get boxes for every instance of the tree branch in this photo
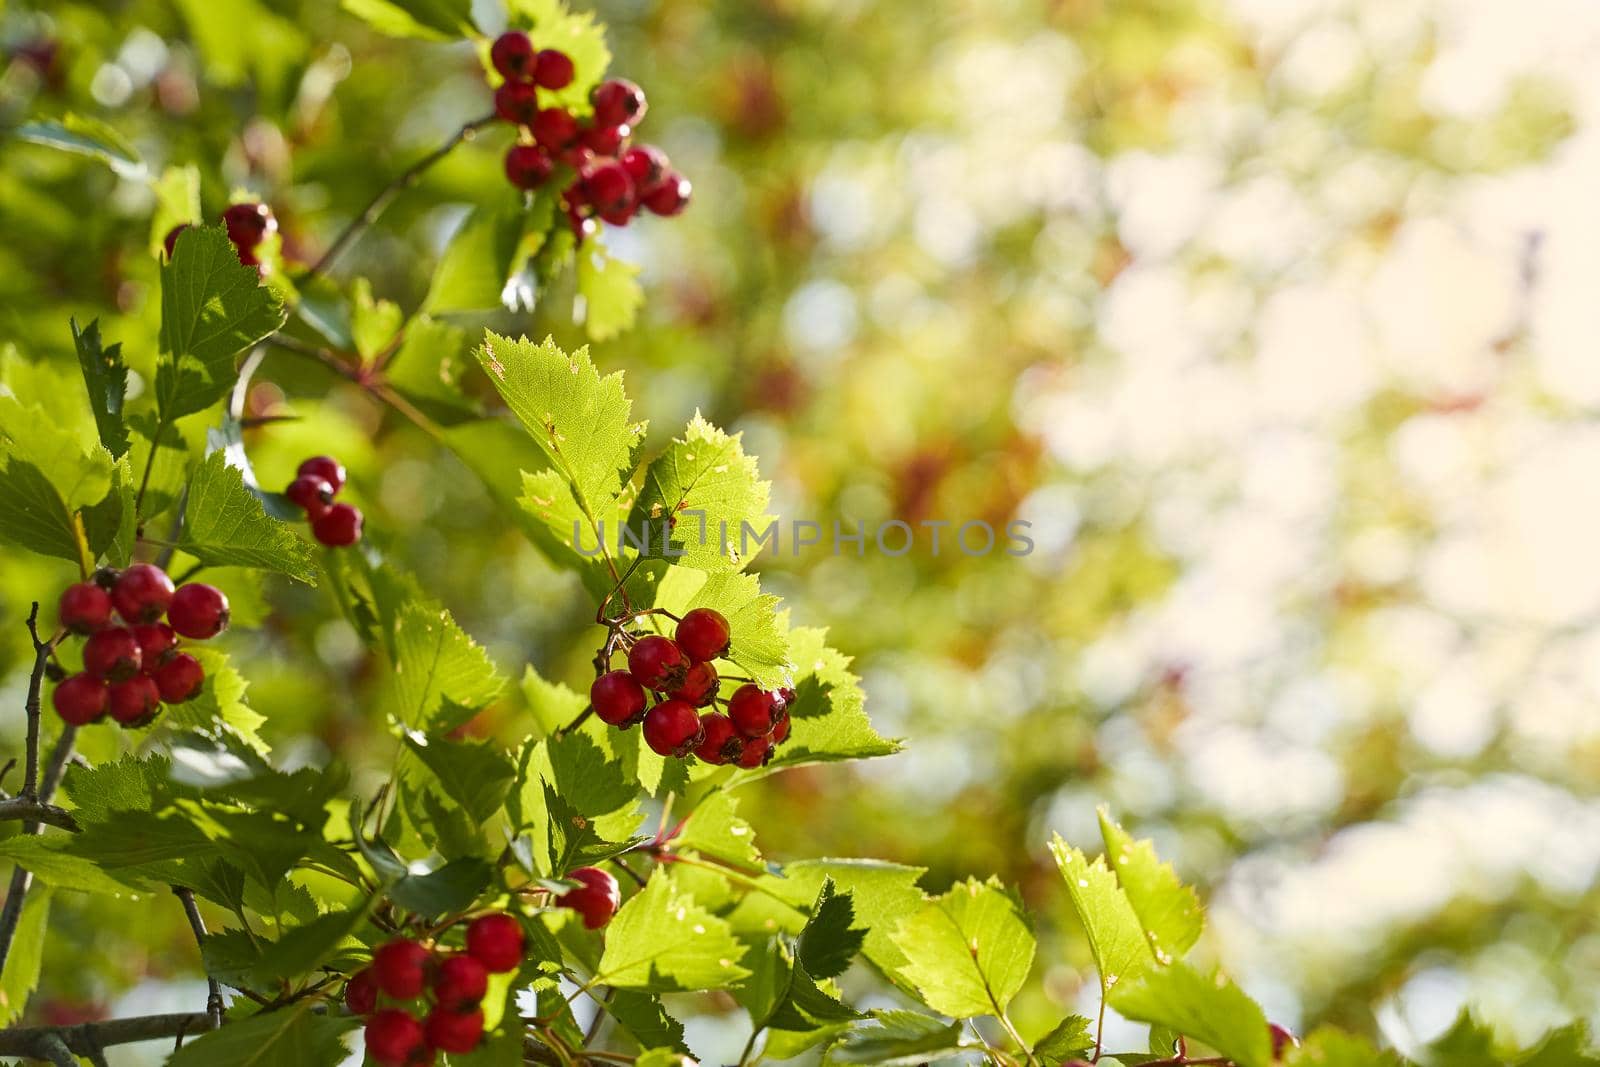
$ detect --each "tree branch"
[173,887,226,1028]
[0,1013,212,1060]
[0,797,77,832]
[303,112,497,283]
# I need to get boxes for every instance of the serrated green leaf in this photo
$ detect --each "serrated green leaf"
[62,754,171,824]
[0,837,139,896]
[166,1001,357,1067]
[1110,961,1272,1067]
[596,870,751,992]
[388,857,493,919]
[798,880,864,981]
[427,208,540,313]
[675,791,761,871]
[476,332,644,528]
[0,453,83,562]
[385,314,477,420]
[15,115,145,178]
[350,277,403,365]
[540,732,636,818]
[776,860,925,987]
[66,810,218,869]
[156,225,286,421]
[70,318,129,458]
[606,991,691,1055]
[246,903,373,986]
[149,164,202,258]
[766,626,897,770]
[1049,834,1155,999]
[653,568,788,689]
[404,736,515,824]
[391,600,505,730]
[626,414,773,571]
[1097,810,1202,963]
[1285,1027,1403,1067]
[81,455,137,567]
[825,1011,967,1066]
[0,888,50,1024]
[1035,1015,1094,1064]
[178,452,318,582]
[576,237,643,341]
[891,876,1035,1019]
[160,646,272,755]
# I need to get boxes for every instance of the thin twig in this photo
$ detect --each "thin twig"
[0,797,77,832]
[173,887,226,1027]
[0,1013,213,1060]
[303,113,498,283]
[20,603,53,798]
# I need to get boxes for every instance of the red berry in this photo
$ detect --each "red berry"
[580,122,628,157]
[425,1007,484,1054]
[111,563,174,623]
[560,867,620,929]
[505,144,554,190]
[694,713,744,765]
[313,503,363,547]
[285,474,334,517]
[736,735,772,769]
[727,685,782,739]
[642,698,703,757]
[582,161,634,215]
[152,652,204,703]
[131,623,177,667]
[52,674,107,725]
[620,145,669,194]
[533,48,575,90]
[365,1009,429,1067]
[345,968,379,1015]
[495,80,541,126]
[370,940,430,1000]
[464,913,524,973]
[627,635,687,692]
[490,30,536,82]
[431,954,489,1012]
[531,107,579,150]
[669,661,718,707]
[107,676,161,727]
[592,78,646,127]
[167,584,229,640]
[769,709,790,745]
[559,144,596,171]
[567,204,596,242]
[297,455,346,494]
[58,582,113,634]
[221,202,276,250]
[83,627,141,681]
[590,670,648,727]
[643,172,691,217]
[162,223,189,260]
[674,608,731,663]
[1269,1024,1299,1057]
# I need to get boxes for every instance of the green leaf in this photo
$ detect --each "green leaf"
[1035,1015,1095,1064]
[653,569,788,689]
[388,857,493,919]
[1110,961,1273,1067]
[0,888,50,1024]
[825,1011,967,1066]
[1285,1028,1403,1067]
[475,332,644,526]
[178,452,318,582]
[80,456,137,566]
[156,226,287,422]
[576,236,643,341]
[0,453,84,562]
[70,318,129,458]
[1048,834,1154,998]
[391,600,505,729]
[342,0,474,40]
[14,115,145,178]
[167,1001,357,1067]
[675,790,761,871]
[0,837,139,896]
[160,646,272,755]
[798,880,865,981]
[1421,1014,1503,1067]
[540,732,636,818]
[605,991,690,1055]
[350,277,403,365]
[247,903,373,984]
[385,314,477,420]
[626,414,773,571]
[404,736,515,823]
[890,876,1035,1019]
[63,754,171,824]
[1518,1025,1600,1067]
[67,810,218,869]
[766,626,898,770]
[426,208,540,313]
[149,164,202,258]
[596,870,751,992]
[776,860,925,987]
[1097,810,1202,963]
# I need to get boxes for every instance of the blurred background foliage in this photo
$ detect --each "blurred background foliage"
[3,0,1599,1060]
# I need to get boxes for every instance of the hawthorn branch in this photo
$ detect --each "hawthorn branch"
[0,797,77,832]
[0,1013,212,1060]
[174,887,226,1028]
[304,112,498,283]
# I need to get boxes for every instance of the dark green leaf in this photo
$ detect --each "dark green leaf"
[178,452,318,581]
[70,318,129,458]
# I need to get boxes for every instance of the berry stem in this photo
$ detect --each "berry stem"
[303,112,498,284]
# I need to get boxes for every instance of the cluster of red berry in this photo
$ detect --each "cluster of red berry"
[50,564,228,727]
[162,201,278,273]
[487,29,691,237]
[284,455,364,547]
[348,869,620,1066]
[590,608,794,767]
